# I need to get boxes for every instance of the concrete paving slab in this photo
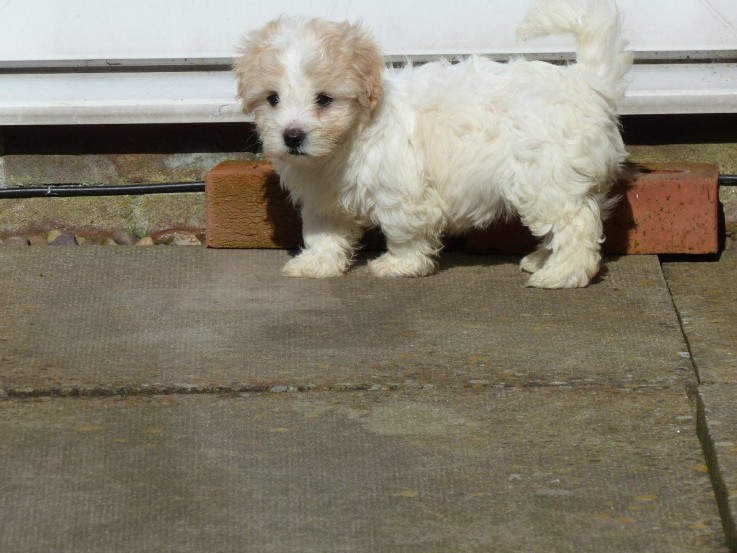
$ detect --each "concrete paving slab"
[0,248,693,395]
[662,251,737,384]
[0,388,727,553]
[698,384,737,550]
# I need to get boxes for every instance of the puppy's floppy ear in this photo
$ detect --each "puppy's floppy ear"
[343,22,384,113]
[233,19,281,113]
[309,19,384,113]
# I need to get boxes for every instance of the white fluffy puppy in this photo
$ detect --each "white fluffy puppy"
[234,0,632,288]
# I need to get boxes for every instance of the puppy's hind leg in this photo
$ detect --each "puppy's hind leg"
[282,209,362,278]
[525,196,604,289]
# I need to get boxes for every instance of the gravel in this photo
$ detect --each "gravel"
[49,233,79,246]
[2,236,31,246]
[112,229,137,246]
[1,228,206,248]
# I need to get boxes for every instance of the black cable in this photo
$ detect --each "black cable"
[0,176,734,200]
[0,182,205,199]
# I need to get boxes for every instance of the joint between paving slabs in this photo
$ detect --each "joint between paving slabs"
[656,260,735,549]
[696,392,737,552]
[658,255,703,385]
[0,379,704,401]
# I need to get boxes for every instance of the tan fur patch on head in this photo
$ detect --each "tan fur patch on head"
[233,19,285,113]
[233,17,384,115]
[302,19,384,113]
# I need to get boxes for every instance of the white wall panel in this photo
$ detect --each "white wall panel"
[0,0,735,66]
[0,1,734,122]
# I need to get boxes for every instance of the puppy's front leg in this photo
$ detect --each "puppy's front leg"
[368,200,444,278]
[368,235,440,278]
[282,209,361,278]
[368,242,437,278]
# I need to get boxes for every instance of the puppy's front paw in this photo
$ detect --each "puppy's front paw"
[282,251,348,278]
[367,252,436,278]
[525,248,600,289]
[525,263,593,289]
[520,247,551,274]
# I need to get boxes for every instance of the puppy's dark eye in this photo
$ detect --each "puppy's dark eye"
[316,94,333,108]
[266,93,280,107]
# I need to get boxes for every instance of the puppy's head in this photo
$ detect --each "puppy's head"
[234,17,383,162]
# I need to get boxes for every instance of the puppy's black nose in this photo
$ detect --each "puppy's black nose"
[283,128,306,150]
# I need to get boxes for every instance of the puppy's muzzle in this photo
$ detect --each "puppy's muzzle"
[283,128,307,155]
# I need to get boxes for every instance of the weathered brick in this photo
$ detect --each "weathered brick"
[205,161,300,249]
[467,163,720,255]
[205,161,385,250]
[205,161,720,255]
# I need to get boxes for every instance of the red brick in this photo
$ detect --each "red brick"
[206,161,720,255]
[205,160,385,250]
[205,161,300,249]
[467,163,720,255]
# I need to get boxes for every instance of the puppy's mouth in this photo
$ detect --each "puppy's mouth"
[288,149,308,157]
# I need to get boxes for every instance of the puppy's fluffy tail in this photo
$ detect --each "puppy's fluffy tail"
[517,0,632,103]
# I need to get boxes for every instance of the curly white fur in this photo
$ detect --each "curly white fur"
[235,0,632,288]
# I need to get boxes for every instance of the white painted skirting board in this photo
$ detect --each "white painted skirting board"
[0,64,735,125]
